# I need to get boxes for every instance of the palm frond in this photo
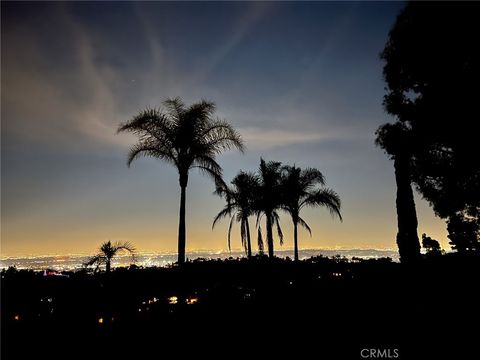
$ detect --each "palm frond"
[118,108,156,133]
[259,158,283,181]
[187,99,216,122]
[193,165,227,190]
[126,142,176,167]
[257,227,264,253]
[302,188,343,221]
[118,109,165,151]
[114,241,136,254]
[231,171,259,190]
[114,241,136,263]
[297,217,312,236]
[255,211,264,228]
[302,167,325,183]
[240,218,247,254]
[163,97,186,124]
[192,155,223,176]
[83,255,106,267]
[200,119,245,154]
[213,180,231,199]
[212,206,233,229]
[227,215,235,252]
[273,212,284,246]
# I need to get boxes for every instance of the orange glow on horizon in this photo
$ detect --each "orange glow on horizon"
[1,195,450,257]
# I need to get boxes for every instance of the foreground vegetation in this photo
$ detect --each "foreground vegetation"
[2,253,479,359]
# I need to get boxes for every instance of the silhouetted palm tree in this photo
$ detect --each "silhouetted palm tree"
[256,159,284,258]
[375,122,421,263]
[213,171,259,258]
[85,240,136,273]
[118,98,244,265]
[281,165,342,261]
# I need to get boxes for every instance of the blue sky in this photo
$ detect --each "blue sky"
[1,1,449,256]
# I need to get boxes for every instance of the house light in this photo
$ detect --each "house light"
[167,296,178,305]
[186,297,199,305]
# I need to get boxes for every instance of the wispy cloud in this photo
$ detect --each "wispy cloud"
[239,126,357,151]
[2,5,138,153]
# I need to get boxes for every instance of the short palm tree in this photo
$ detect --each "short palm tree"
[85,240,136,273]
[281,165,342,261]
[118,98,244,265]
[256,158,284,258]
[213,171,259,258]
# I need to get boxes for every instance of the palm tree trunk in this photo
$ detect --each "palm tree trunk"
[178,175,188,265]
[106,259,111,273]
[394,154,421,263]
[266,213,274,258]
[293,220,299,262]
[245,219,252,259]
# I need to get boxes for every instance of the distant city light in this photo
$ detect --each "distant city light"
[167,296,178,305]
[14,314,20,321]
[98,317,104,324]
[0,250,400,272]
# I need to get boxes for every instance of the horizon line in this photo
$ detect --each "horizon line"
[0,247,400,260]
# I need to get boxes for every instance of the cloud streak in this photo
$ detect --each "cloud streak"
[239,126,358,151]
[2,7,117,152]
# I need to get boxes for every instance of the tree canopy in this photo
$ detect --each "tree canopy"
[379,2,480,251]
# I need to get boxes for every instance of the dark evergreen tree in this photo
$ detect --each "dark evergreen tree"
[378,2,480,254]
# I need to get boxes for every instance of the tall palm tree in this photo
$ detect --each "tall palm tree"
[213,171,259,258]
[281,165,342,261]
[118,98,244,265]
[375,122,421,263]
[256,158,284,258]
[84,240,136,273]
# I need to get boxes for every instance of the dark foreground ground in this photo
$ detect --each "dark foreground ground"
[2,253,479,359]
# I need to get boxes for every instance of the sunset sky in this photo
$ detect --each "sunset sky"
[1,1,449,257]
